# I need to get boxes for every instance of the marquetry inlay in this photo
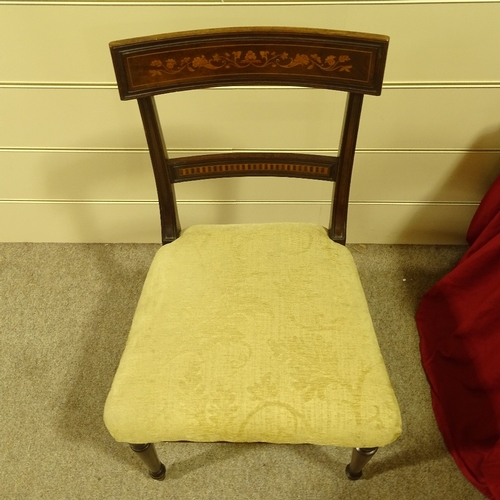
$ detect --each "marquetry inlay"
[149,50,353,77]
[124,43,374,92]
[176,162,331,178]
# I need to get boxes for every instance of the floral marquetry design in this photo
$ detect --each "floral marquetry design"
[114,28,388,98]
[149,50,352,77]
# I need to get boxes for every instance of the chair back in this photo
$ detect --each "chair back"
[110,27,389,244]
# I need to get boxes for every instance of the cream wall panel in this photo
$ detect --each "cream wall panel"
[348,203,477,245]
[3,150,500,203]
[0,88,343,149]
[0,201,475,245]
[0,151,157,201]
[359,88,500,150]
[1,87,500,150]
[0,88,142,149]
[2,3,500,83]
[1,1,499,244]
[0,202,161,243]
[352,151,500,202]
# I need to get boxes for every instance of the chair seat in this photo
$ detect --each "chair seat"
[104,223,401,447]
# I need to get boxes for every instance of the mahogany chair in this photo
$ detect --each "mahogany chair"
[104,27,401,483]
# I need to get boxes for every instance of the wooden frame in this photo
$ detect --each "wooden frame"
[111,27,388,99]
[110,27,389,246]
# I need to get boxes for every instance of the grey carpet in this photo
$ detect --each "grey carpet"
[0,243,485,499]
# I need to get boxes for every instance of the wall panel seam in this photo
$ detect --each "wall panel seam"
[1,1,499,5]
[0,199,481,206]
[2,82,500,89]
[1,147,499,154]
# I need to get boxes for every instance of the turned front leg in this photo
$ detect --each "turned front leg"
[345,447,378,480]
[129,443,166,480]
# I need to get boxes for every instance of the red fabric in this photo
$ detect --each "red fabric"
[416,174,500,500]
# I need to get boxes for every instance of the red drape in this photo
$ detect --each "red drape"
[416,173,500,499]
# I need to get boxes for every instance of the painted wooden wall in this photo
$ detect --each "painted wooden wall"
[1,0,500,243]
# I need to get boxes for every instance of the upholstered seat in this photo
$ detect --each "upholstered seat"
[105,223,400,446]
[104,27,401,482]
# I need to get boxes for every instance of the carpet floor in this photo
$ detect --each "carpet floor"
[0,243,485,499]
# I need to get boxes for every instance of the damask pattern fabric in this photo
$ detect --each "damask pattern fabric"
[104,223,401,447]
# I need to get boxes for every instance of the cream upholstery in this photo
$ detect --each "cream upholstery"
[104,223,401,447]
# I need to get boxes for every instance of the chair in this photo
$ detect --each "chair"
[104,27,401,483]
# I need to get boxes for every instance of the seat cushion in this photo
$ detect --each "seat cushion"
[104,223,401,447]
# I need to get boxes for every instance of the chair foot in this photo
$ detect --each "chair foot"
[149,463,167,481]
[129,443,166,480]
[345,447,378,480]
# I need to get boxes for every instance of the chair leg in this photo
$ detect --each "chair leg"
[345,447,378,480]
[129,443,166,480]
